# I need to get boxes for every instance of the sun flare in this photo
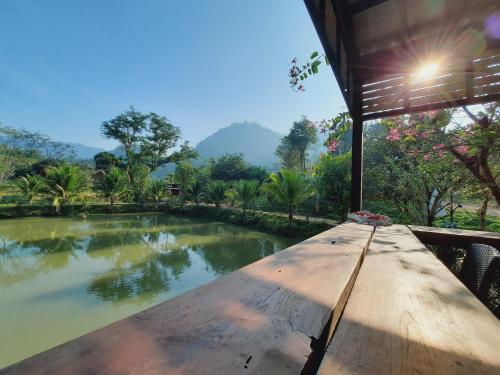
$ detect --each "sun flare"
[415,62,440,80]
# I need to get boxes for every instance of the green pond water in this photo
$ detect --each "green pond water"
[0,213,296,368]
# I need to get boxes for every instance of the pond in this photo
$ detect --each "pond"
[0,213,296,368]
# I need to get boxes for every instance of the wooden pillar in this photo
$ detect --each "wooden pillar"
[350,111,363,212]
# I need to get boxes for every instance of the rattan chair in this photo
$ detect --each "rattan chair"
[460,242,500,317]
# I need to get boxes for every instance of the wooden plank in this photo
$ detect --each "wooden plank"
[319,225,500,375]
[409,225,500,248]
[0,223,374,375]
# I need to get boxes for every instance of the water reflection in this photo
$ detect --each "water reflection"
[0,214,295,303]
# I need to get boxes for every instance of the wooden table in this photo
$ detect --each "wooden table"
[2,224,499,375]
[319,225,500,375]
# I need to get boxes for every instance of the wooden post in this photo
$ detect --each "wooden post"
[350,105,363,212]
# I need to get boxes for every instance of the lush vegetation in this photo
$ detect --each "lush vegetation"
[1,103,499,233]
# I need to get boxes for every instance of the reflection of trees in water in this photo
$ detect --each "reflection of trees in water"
[1,214,293,303]
[0,235,87,285]
[87,248,191,303]
[193,236,284,276]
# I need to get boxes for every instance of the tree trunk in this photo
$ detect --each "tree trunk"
[478,195,489,230]
[110,197,114,213]
[288,205,293,223]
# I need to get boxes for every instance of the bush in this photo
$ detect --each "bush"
[434,210,500,232]
[166,205,332,239]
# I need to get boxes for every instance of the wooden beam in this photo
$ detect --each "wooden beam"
[409,225,500,249]
[0,223,374,375]
[319,225,500,375]
[362,93,500,121]
[349,0,388,15]
[350,96,363,212]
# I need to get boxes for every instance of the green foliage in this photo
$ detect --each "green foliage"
[276,117,317,170]
[44,164,88,214]
[205,180,227,208]
[99,167,129,210]
[94,152,123,172]
[16,175,45,204]
[187,178,204,207]
[101,107,197,174]
[208,153,248,181]
[129,164,151,205]
[313,152,351,220]
[233,180,259,212]
[173,161,195,200]
[167,205,332,239]
[264,169,314,221]
[148,179,169,208]
[434,210,500,232]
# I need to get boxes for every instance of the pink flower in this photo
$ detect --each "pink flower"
[386,128,401,141]
[455,145,469,155]
[437,149,446,157]
[404,128,417,137]
[423,154,431,161]
[420,130,430,139]
[327,139,339,152]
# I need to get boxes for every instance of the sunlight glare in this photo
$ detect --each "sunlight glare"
[416,62,440,80]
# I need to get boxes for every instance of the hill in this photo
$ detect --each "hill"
[66,142,105,160]
[194,122,282,168]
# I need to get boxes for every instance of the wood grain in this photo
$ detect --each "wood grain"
[1,223,374,375]
[319,225,500,375]
[409,225,500,248]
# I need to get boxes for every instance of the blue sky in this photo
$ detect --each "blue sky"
[0,0,344,149]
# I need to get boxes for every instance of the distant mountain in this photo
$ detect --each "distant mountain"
[194,122,283,168]
[65,142,105,160]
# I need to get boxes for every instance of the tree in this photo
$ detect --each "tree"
[140,113,181,170]
[101,108,197,178]
[208,153,248,181]
[233,180,259,213]
[101,107,148,177]
[313,152,351,220]
[94,152,123,172]
[99,167,129,212]
[276,117,317,170]
[44,164,87,214]
[243,165,268,182]
[148,179,168,209]
[205,180,227,209]
[264,170,314,222]
[173,161,195,208]
[187,178,204,207]
[0,126,42,182]
[275,137,301,170]
[16,175,45,204]
[129,164,151,207]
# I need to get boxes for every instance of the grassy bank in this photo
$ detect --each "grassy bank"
[165,205,333,239]
[0,203,159,219]
[0,203,333,240]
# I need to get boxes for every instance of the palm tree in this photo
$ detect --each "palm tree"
[188,178,204,207]
[264,169,313,222]
[148,179,168,209]
[204,180,226,209]
[234,180,259,213]
[100,167,129,212]
[44,164,87,215]
[17,175,45,204]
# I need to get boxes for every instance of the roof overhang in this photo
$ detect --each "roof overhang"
[304,0,500,120]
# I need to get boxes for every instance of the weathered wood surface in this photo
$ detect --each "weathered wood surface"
[409,225,500,249]
[0,223,374,375]
[319,225,500,375]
